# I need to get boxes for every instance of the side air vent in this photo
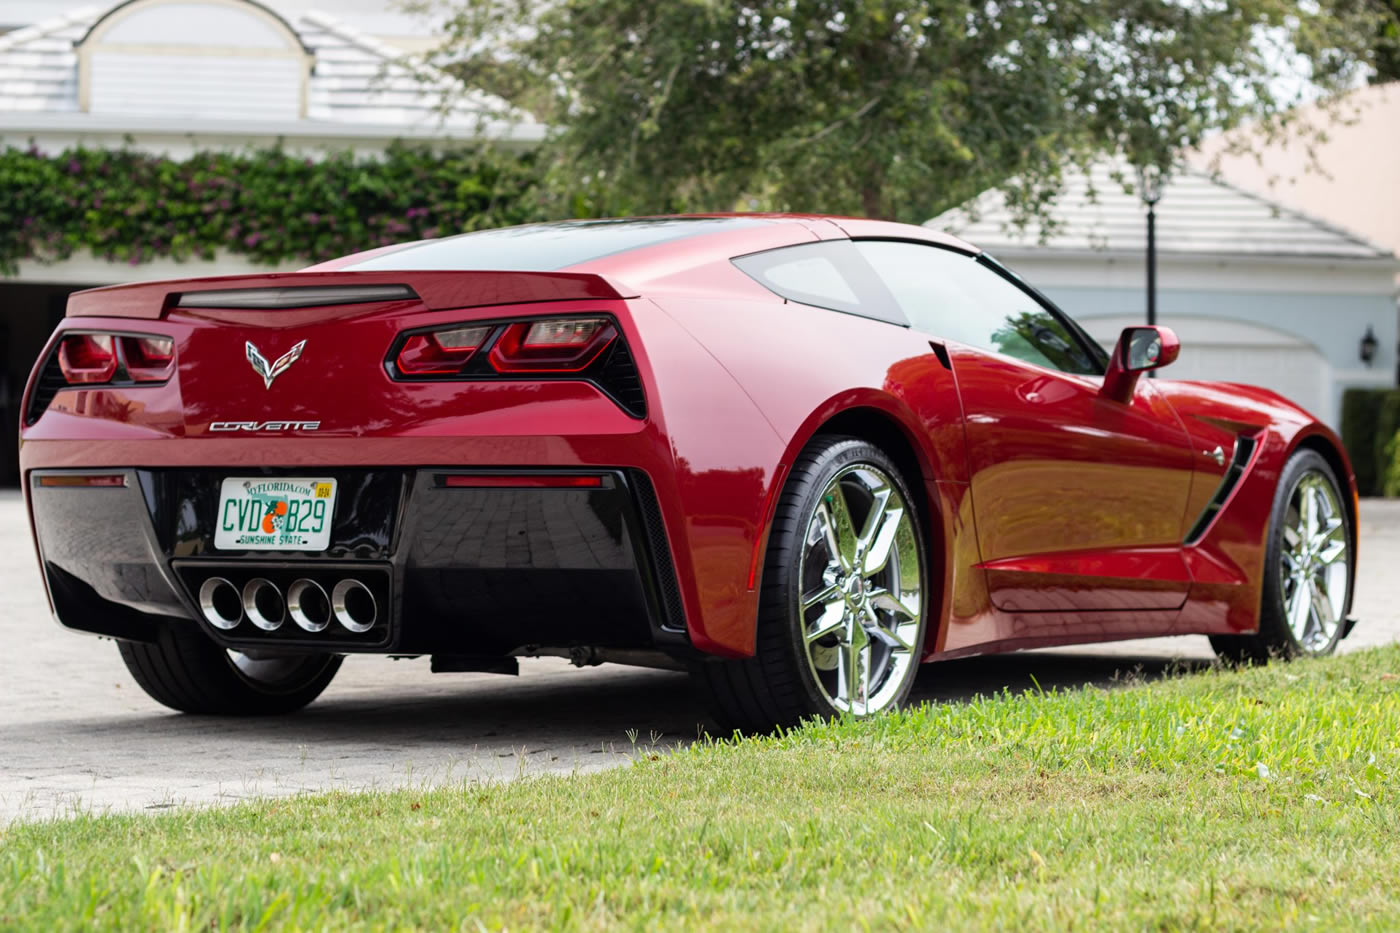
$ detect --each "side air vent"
[594,339,647,418]
[1185,435,1258,544]
[24,350,67,426]
[173,285,417,309]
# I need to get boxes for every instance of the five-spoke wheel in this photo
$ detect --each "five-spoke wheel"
[692,436,928,732]
[1279,469,1349,653]
[799,463,923,715]
[1211,448,1352,663]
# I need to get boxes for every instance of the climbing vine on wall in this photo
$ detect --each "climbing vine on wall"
[0,143,551,275]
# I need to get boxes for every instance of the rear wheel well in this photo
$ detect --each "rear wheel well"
[808,407,941,582]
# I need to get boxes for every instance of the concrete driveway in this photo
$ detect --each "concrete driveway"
[2,490,1396,823]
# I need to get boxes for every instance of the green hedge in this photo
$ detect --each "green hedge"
[1340,387,1400,496]
[0,144,552,275]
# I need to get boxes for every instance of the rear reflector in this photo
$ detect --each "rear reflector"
[442,474,605,489]
[37,473,127,488]
[174,285,417,309]
[57,334,117,384]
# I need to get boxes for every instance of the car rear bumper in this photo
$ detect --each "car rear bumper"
[26,466,689,658]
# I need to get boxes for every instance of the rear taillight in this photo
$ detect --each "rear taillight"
[385,313,645,418]
[121,336,175,382]
[394,324,493,375]
[27,330,178,424]
[57,334,117,384]
[489,318,617,373]
[52,332,175,387]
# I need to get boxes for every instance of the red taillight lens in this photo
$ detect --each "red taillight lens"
[57,334,117,384]
[490,317,616,373]
[120,336,175,382]
[396,324,493,375]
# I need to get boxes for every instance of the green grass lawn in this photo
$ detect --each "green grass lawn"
[4,646,1399,931]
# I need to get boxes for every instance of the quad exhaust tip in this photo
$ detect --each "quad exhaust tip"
[242,578,285,632]
[332,578,377,633]
[287,579,331,633]
[198,577,242,630]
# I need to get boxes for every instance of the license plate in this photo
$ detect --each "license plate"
[214,477,337,551]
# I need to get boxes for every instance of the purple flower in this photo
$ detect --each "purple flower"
[67,159,81,174]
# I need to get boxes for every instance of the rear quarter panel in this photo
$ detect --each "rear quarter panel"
[639,283,973,659]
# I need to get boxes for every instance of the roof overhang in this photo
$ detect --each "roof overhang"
[0,112,548,153]
[981,247,1400,296]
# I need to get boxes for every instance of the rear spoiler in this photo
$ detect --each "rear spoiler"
[65,270,639,319]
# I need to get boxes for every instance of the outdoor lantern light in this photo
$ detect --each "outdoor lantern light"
[1136,164,1163,207]
[1360,326,1378,366]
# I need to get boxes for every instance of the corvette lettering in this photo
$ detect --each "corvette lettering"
[209,421,321,432]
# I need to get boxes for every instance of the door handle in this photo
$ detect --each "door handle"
[1205,446,1225,467]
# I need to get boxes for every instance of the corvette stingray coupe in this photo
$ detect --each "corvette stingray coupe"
[20,215,1358,731]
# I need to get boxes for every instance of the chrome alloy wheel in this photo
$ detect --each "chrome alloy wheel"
[798,463,924,715]
[1280,469,1350,653]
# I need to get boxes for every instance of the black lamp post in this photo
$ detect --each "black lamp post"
[1137,165,1162,328]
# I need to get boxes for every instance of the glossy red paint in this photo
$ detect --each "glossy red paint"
[20,214,1356,666]
[1101,325,1181,403]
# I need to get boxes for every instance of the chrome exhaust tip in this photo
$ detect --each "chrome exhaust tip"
[331,578,376,633]
[198,577,242,630]
[242,578,285,632]
[287,578,331,633]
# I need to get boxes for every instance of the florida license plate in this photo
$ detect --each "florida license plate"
[214,477,337,551]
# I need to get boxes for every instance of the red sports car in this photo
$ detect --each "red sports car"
[20,215,1358,732]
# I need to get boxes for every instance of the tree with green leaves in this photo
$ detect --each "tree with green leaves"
[1376,0,1400,82]
[407,0,1388,222]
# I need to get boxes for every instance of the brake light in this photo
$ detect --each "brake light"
[121,336,175,382]
[489,317,616,373]
[58,334,117,384]
[395,324,493,375]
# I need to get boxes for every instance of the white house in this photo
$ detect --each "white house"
[0,0,539,482]
[930,161,1400,430]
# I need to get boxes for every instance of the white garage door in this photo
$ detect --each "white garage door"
[1083,314,1331,421]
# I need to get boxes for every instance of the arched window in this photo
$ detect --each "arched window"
[78,0,310,120]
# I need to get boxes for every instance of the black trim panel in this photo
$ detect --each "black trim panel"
[1186,435,1258,544]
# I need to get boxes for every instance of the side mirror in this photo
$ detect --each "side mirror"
[1101,325,1179,403]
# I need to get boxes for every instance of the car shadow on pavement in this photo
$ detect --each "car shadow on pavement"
[35,650,1216,752]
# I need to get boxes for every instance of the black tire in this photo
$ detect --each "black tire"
[692,436,929,734]
[1210,449,1353,664]
[118,623,341,715]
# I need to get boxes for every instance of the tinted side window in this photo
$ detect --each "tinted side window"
[854,241,1100,375]
[732,240,906,325]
